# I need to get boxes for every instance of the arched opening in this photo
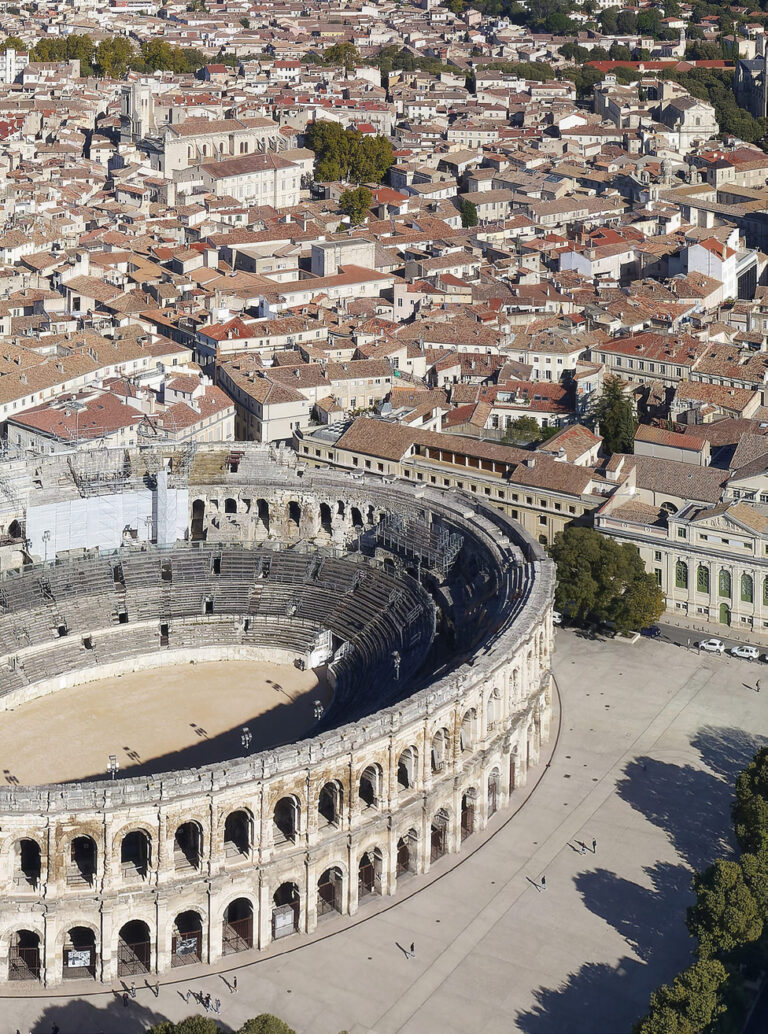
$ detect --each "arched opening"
[320,502,332,535]
[68,836,97,886]
[358,849,382,898]
[359,764,382,809]
[8,930,40,981]
[742,573,754,603]
[460,709,477,752]
[272,882,300,938]
[222,898,253,954]
[720,603,731,626]
[13,838,41,888]
[117,920,151,977]
[63,926,96,980]
[172,911,202,967]
[224,498,237,515]
[121,830,150,880]
[288,501,301,527]
[257,498,270,532]
[366,505,375,525]
[488,767,501,817]
[191,499,206,541]
[461,790,476,841]
[397,746,418,791]
[397,830,418,876]
[8,519,21,539]
[317,866,344,917]
[719,569,731,598]
[697,565,709,594]
[675,560,688,589]
[273,796,300,844]
[430,808,449,862]
[224,810,251,858]
[337,500,345,518]
[318,781,343,828]
[486,690,502,731]
[431,728,450,773]
[351,506,362,528]
[174,821,202,871]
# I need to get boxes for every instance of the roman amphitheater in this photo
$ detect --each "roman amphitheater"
[0,441,554,988]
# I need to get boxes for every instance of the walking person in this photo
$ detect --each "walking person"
[757,680,761,694]
[214,998,221,1014]
[123,992,129,1007]
[130,981,136,999]
[410,941,415,958]
[580,842,586,855]
[205,992,211,1011]
[592,838,597,853]
[540,875,546,890]
[232,974,237,994]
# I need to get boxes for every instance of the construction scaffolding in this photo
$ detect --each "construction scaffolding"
[376,512,463,576]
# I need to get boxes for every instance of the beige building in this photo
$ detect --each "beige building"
[161,117,281,175]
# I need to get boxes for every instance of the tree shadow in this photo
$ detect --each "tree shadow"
[691,724,766,786]
[30,996,235,1034]
[575,861,692,963]
[515,956,650,1034]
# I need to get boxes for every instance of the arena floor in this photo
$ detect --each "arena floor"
[0,661,326,785]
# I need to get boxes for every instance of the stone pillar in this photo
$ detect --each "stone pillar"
[42,908,58,987]
[100,903,114,984]
[257,872,271,949]
[305,853,317,934]
[347,838,359,916]
[155,897,171,974]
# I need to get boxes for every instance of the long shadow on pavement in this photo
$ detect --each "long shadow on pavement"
[30,996,235,1034]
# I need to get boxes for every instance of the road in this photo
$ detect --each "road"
[656,621,767,661]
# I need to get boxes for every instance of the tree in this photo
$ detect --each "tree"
[323,42,359,74]
[95,36,134,78]
[460,198,478,227]
[740,845,768,916]
[147,1019,221,1034]
[502,416,543,442]
[339,185,372,225]
[733,747,768,853]
[633,959,728,1034]
[687,860,762,958]
[240,16,250,26]
[549,526,665,631]
[238,1018,297,1034]
[0,36,24,52]
[306,121,393,184]
[589,375,636,454]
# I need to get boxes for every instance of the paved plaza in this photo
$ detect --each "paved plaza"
[5,631,765,1034]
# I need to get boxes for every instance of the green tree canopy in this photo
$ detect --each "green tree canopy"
[95,36,134,79]
[306,121,393,184]
[687,859,763,958]
[0,36,25,52]
[238,1017,297,1034]
[589,375,636,455]
[633,959,728,1034]
[323,41,360,73]
[550,526,665,631]
[147,1017,222,1034]
[339,185,372,224]
[460,198,478,227]
[733,747,768,853]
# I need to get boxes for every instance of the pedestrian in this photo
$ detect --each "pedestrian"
[592,838,597,853]
[410,941,415,957]
[186,989,192,1003]
[123,992,129,1007]
[232,974,237,994]
[205,992,211,1011]
[130,981,136,999]
[540,875,546,890]
[214,997,221,1014]
[52,1026,60,1034]
[580,842,586,855]
[156,981,160,997]
[757,680,761,694]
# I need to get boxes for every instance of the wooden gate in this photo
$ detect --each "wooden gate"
[317,871,342,916]
[222,915,252,955]
[358,857,375,897]
[117,938,150,978]
[9,944,39,981]
[461,800,474,841]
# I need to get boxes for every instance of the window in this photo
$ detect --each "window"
[677,528,687,539]
[697,566,709,594]
[538,515,546,525]
[655,551,662,562]
[719,569,731,598]
[675,560,688,589]
[655,569,662,586]
[763,577,768,605]
[741,574,754,603]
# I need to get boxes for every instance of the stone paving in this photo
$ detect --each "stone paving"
[5,630,765,1034]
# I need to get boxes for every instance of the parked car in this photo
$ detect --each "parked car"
[730,645,760,660]
[699,639,725,654]
[552,610,562,625]
[640,626,661,638]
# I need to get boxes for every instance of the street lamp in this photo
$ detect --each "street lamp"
[313,699,324,722]
[107,755,119,780]
[42,529,50,563]
[241,726,252,753]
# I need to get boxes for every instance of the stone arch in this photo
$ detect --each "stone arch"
[461,788,477,841]
[62,924,97,980]
[351,506,363,527]
[171,909,203,967]
[697,565,710,593]
[741,573,754,603]
[288,501,301,528]
[272,881,300,935]
[318,780,343,828]
[430,807,450,862]
[396,828,418,876]
[431,727,451,773]
[396,745,419,791]
[191,498,206,541]
[487,766,501,817]
[460,708,478,752]
[675,559,688,589]
[337,500,345,518]
[358,847,383,898]
[319,502,332,535]
[486,688,502,730]
[7,519,21,539]
[68,834,97,886]
[318,865,345,917]
[120,828,151,880]
[116,919,152,978]
[358,763,383,809]
[8,928,41,981]
[9,837,41,888]
[223,809,252,858]
[273,795,301,844]
[173,821,203,871]
[222,896,254,954]
[257,498,270,532]
[224,497,237,515]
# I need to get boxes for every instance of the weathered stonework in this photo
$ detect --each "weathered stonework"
[0,445,555,986]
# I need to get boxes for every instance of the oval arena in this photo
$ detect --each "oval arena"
[0,443,554,987]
